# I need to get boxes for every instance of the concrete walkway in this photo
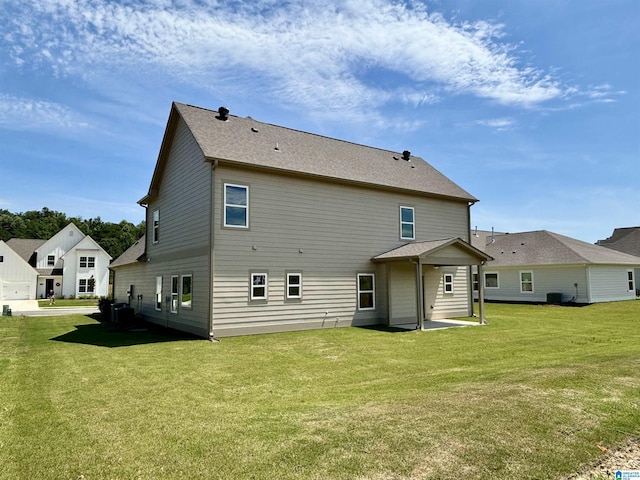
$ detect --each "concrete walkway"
[1,300,99,317]
[394,319,482,331]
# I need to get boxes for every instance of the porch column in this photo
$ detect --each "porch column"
[415,258,424,330]
[478,262,486,325]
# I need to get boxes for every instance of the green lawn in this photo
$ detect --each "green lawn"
[38,298,99,308]
[1,302,638,480]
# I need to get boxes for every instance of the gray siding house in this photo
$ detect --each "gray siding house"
[111,102,490,338]
[596,227,640,293]
[471,230,640,304]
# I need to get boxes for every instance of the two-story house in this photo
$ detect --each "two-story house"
[2,223,111,301]
[110,103,490,338]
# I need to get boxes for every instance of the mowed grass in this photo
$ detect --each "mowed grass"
[1,302,638,480]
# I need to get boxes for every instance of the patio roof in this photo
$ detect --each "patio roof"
[372,237,492,264]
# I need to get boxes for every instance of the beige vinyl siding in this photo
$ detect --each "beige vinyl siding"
[388,263,417,325]
[113,117,212,337]
[211,166,470,336]
[588,266,638,302]
[423,266,468,320]
[146,118,212,257]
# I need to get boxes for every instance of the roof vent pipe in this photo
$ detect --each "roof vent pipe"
[217,106,229,121]
[402,150,411,161]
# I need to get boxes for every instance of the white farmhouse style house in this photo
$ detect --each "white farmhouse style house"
[110,103,490,338]
[1,223,111,301]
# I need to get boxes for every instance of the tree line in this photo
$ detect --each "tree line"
[0,208,145,260]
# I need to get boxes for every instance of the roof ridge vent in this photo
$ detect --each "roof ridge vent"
[217,106,229,121]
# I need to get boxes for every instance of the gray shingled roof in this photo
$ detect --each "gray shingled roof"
[6,238,45,266]
[110,236,146,268]
[472,230,640,267]
[596,227,640,257]
[143,103,478,203]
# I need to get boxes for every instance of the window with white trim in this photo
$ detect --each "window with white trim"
[251,273,268,300]
[171,275,179,313]
[484,272,499,289]
[400,206,415,240]
[357,273,375,310]
[155,276,162,311]
[79,256,95,268]
[443,273,454,293]
[47,255,55,266]
[472,273,478,291]
[520,271,534,293]
[78,278,94,294]
[627,270,635,292]
[152,210,160,243]
[286,273,302,299]
[224,184,249,228]
[181,275,192,308]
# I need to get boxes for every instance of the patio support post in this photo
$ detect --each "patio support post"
[415,258,425,330]
[478,261,486,325]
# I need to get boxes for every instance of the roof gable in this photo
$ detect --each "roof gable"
[142,102,477,204]
[0,240,38,273]
[110,235,146,268]
[373,237,492,264]
[64,235,113,260]
[6,238,46,265]
[36,223,86,254]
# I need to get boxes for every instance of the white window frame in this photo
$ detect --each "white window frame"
[357,273,375,310]
[78,278,87,293]
[155,276,162,311]
[627,270,635,292]
[286,272,302,300]
[152,210,160,243]
[484,272,499,289]
[181,274,192,309]
[520,271,534,293]
[224,183,249,228]
[443,273,454,294]
[80,256,87,268]
[250,273,268,301]
[47,255,55,266]
[171,275,179,313]
[400,206,415,240]
[472,273,478,291]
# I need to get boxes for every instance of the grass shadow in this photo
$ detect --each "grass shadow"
[51,319,199,348]
[357,324,416,333]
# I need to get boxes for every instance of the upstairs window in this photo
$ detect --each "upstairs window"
[47,255,55,266]
[224,184,249,228]
[357,273,375,310]
[400,206,415,240]
[520,271,534,293]
[152,210,160,243]
[79,256,95,268]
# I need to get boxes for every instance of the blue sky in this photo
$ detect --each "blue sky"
[0,0,638,243]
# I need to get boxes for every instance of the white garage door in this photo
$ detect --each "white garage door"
[2,282,31,300]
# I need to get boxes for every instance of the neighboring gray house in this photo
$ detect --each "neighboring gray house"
[471,230,640,304]
[596,227,640,293]
[110,102,490,338]
[3,223,112,300]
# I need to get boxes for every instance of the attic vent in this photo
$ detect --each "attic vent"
[217,106,229,121]
[402,150,411,161]
[393,156,399,161]
[251,127,259,133]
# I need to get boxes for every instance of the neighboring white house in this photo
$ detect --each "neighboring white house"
[0,240,39,302]
[3,223,112,300]
[471,230,640,304]
[110,102,491,338]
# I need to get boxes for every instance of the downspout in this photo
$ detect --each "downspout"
[208,159,218,340]
[586,265,593,303]
[478,261,486,325]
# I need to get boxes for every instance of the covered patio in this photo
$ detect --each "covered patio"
[372,237,493,330]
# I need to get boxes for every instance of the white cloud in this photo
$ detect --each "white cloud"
[0,94,88,131]
[1,0,570,122]
[471,117,515,131]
